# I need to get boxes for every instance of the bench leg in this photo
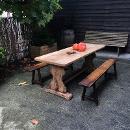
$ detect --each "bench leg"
[32,70,35,84]
[114,63,117,79]
[104,71,108,80]
[83,53,96,73]
[37,69,42,82]
[93,84,99,106]
[32,69,44,87]
[117,47,120,57]
[81,87,86,101]
[70,64,73,71]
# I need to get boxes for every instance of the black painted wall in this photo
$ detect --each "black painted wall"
[52,0,130,52]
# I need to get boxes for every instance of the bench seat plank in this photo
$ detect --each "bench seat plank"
[99,59,115,70]
[79,58,117,105]
[79,59,116,87]
[28,62,48,71]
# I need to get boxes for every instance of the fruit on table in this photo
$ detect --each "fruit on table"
[72,42,87,52]
[72,43,79,50]
[78,42,86,52]
[78,44,86,52]
[78,42,86,47]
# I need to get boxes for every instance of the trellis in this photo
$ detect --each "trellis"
[0,18,31,63]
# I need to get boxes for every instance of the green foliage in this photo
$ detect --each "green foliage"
[0,0,61,27]
[0,47,6,65]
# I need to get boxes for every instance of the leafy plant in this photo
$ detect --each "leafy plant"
[0,0,61,27]
[0,47,6,65]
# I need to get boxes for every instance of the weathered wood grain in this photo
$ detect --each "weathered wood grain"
[35,43,105,67]
[35,43,105,100]
[79,59,116,87]
[85,31,128,47]
[45,88,73,100]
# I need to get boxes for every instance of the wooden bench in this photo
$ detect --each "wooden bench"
[85,31,128,56]
[25,61,75,88]
[79,59,117,105]
[27,62,48,86]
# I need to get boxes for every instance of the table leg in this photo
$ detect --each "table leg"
[45,65,72,100]
[83,53,96,73]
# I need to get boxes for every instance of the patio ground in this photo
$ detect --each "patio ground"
[0,57,130,130]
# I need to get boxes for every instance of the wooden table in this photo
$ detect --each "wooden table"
[35,43,105,100]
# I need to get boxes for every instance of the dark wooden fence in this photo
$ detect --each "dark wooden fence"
[52,0,130,52]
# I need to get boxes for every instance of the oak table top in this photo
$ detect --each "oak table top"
[35,43,105,67]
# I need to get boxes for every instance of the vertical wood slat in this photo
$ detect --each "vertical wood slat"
[53,0,130,52]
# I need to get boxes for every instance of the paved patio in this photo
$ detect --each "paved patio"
[0,57,130,130]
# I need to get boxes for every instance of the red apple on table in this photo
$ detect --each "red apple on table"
[79,42,86,47]
[78,44,86,52]
[72,43,79,50]
[72,42,87,52]
[78,42,87,52]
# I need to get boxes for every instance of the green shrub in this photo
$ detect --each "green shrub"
[0,0,61,27]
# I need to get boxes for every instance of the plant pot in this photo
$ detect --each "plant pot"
[30,43,57,58]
